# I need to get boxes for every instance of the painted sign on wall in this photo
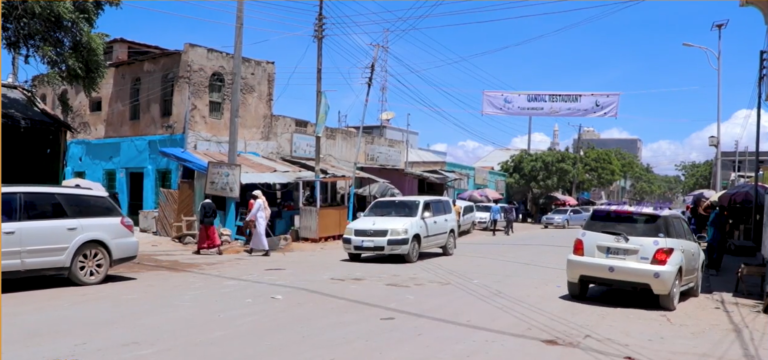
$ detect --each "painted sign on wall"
[496,179,505,193]
[365,145,402,167]
[475,167,489,185]
[205,162,241,198]
[291,133,315,159]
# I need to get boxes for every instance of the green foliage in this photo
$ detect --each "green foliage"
[2,0,121,114]
[500,150,576,197]
[578,147,622,191]
[675,160,713,194]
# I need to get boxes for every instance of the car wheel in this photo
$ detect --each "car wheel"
[442,232,456,256]
[544,225,549,229]
[347,253,362,262]
[567,281,589,300]
[404,239,420,263]
[68,243,111,286]
[659,273,681,311]
[469,224,474,234]
[687,264,703,297]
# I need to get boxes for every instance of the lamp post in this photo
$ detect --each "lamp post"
[683,19,728,192]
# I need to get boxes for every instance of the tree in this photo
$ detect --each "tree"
[500,150,576,214]
[577,147,623,192]
[2,0,121,113]
[675,160,713,195]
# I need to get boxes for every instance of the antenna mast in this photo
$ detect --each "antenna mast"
[378,29,389,126]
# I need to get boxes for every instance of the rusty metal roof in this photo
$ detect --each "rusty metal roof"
[107,38,170,51]
[188,151,313,184]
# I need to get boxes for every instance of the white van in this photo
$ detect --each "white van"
[455,200,476,234]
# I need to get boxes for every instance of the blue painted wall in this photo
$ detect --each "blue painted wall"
[445,162,508,201]
[64,134,184,214]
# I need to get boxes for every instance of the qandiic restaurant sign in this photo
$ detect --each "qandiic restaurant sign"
[482,91,621,118]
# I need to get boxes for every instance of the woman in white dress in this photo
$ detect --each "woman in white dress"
[245,190,270,256]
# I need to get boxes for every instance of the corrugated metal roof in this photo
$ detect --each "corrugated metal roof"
[187,150,312,184]
[407,148,446,163]
[473,148,544,170]
[282,158,389,183]
[2,83,74,132]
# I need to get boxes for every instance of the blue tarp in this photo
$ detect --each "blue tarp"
[159,147,208,173]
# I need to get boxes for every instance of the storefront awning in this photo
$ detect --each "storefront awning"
[159,147,208,173]
[282,158,389,183]
[405,169,451,184]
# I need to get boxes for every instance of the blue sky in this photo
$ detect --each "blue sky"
[3,1,767,173]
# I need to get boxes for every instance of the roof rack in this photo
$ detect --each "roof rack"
[3,184,94,190]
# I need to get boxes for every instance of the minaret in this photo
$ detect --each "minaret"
[549,123,560,150]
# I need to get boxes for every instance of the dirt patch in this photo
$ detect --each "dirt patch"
[112,253,206,274]
[289,241,342,252]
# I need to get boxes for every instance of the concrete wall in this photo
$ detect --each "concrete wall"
[64,134,184,214]
[360,167,418,196]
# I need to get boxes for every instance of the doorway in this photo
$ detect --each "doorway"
[128,171,144,223]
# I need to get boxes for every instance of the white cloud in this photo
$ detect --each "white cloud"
[509,132,551,150]
[601,128,633,138]
[429,140,495,165]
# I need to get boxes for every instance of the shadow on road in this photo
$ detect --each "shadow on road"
[2,274,137,294]
[557,286,692,312]
[339,251,444,264]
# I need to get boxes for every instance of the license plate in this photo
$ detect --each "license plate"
[606,247,628,258]
[362,240,374,248]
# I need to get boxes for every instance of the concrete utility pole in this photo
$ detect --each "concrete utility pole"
[314,0,325,209]
[752,50,766,243]
[405,113,411,170]
[225,0,244,232]
[571,123,583,197]
[527,116,532,152]
[735,140,740,181]
[347,45,379,222]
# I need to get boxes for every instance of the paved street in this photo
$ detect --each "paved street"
[3,225,767,360]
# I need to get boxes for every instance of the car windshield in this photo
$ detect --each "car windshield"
[363,200,421,218]
[584,210,665,238]
[550,209,569,215]
[476,205,492,213]
[580,207,592,213]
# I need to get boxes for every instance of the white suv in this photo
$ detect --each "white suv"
[343,196,458,263]
[2,185,140,285]
[565,206,706,311]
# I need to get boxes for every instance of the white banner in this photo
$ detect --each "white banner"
[482,91,620,118]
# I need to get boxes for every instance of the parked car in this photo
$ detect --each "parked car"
[1,185,139,285]
[343,196,458,263]
[474,203,507,230]
[542,208,589,228]
[565,206,706,311]
[455,200,476,235]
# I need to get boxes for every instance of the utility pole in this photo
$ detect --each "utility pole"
[527,116,532,152]
[348,45,379,222]
[571,124,583,197]
[337,110,341,128]
[405,113,411,170]
[379,29,390,129]
[752,49,766,243]
[735,140,740,183]
[314,0,325,209]
[225,0,244,233]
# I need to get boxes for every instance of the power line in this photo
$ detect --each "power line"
[275,39,313,103]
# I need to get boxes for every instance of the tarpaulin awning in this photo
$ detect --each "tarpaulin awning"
[159,147,208,173]
[405,169,450,184]
[282,158,389,183]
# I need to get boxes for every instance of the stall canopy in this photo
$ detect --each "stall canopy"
[159,148,314,184]
[282,158,389,183]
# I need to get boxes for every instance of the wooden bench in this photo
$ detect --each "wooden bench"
[734,262,766,297]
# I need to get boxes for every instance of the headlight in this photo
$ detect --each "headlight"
[344,228,354,236]
[390,228,408,236]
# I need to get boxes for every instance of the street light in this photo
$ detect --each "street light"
[683,19,728,192]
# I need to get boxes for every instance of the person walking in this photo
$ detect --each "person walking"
[453,199,462,229]
[706,204,729,274]
[194,196,223,255]
[490,200,501,236]
[503,204,516,235]
[244,192,257,243]
[245,190,271,256]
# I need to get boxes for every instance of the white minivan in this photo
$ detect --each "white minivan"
[343,196,458,263]
[2,185,140,285]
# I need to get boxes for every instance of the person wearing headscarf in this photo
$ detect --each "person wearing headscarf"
[194,196,223,255]
[244,192,257,242]
[706,203,729,274]
[245,190,270,256]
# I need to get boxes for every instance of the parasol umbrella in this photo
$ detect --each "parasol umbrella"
[457,190,492,203]
[718,183,768,208]
[685,189,715,206]
[478,188,503,201]
[62,178,106,192]
[355,182,402,199]
[543,193,578,206]
[705,190,727,207]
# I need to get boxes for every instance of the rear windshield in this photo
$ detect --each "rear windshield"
[476,205,491,213]
[584,210,665,238]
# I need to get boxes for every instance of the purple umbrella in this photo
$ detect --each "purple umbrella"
[457,190,492,203]
[718,183,768,208]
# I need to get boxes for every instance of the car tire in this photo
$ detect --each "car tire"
[659,273,681,311]
[567,281,589,300]
[544,225,549,229]
[442,232,456,256]
[469,224,474,234]
[404,238,420,263]
[347,253,362,262]
[68,243,111,286]
[687,264,703,297]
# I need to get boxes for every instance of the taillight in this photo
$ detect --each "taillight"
[573,239,584,256]
[651,248,674,266]
[121,216,134,233]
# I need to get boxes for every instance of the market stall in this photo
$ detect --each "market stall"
[297,176,350,242]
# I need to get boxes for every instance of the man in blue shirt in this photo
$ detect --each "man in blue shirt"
[490,200,502,236]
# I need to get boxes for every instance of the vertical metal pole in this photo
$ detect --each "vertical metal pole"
[571,124,582,196]
[405,113,410,170]
[527,116,532,152]
[752,50,765,243]
[735,140,740,187]
[225,0,244,233]
[715,27,723,192]
[314,0,324,210]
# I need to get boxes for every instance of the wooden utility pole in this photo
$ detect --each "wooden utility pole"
[313,0,325,209]
[224,0,244,232]
[405,113,411,170]
[347,45,379,222]
[752,50,766,244]
[571,123,583,197]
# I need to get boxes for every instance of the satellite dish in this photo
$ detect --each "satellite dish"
[379,111,396,121]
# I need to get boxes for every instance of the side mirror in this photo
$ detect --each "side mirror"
[356,212,364,219]
[695,234,707,243]
[422,211,432,219]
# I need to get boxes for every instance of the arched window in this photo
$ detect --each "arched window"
[208,72,225,120]
[39,93,47,106]
[161,72,175,117]
[129,77,141,121]
[58,89,69,119]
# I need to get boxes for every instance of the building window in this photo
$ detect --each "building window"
[103,45,114,63]
[155,169,173,205]
[208,72,225,120]
[89,97,102,113]
[129,77,141,121]
[73,171,86,179]
[103,170,117,192]
[161,72,175,117]
[39,93,47,106]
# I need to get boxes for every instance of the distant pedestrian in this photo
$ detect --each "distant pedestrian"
[706,204,729,273]
[503,204,516,235]
[245,192,258,242]
[490,200,501,236]
[453,199,461,228]
[246,190,271,256]
[194,196,223,255]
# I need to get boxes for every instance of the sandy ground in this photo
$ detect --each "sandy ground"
[2,224,767,360]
